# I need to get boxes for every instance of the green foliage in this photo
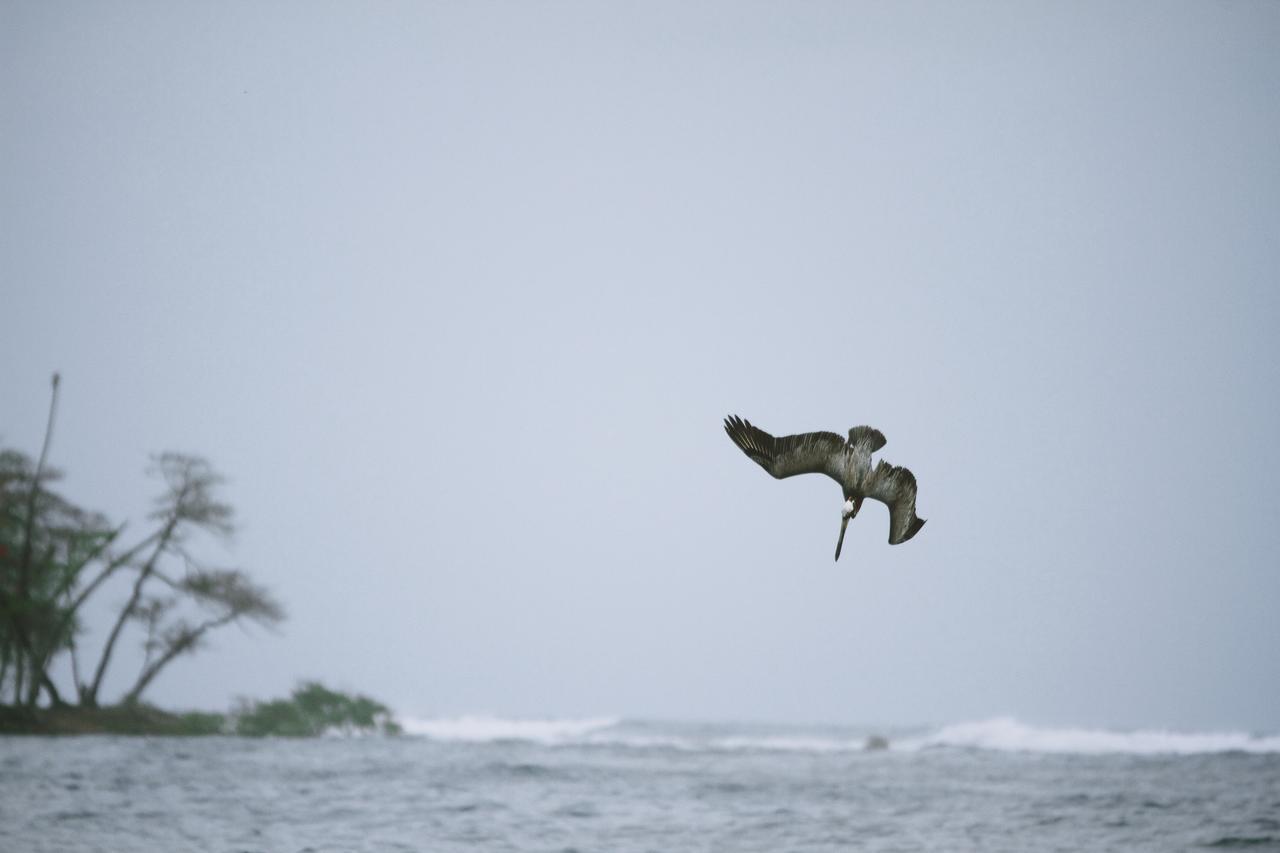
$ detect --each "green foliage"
[233,697,314,737]
[0,703,228,736]
[174,710,229,735]
[0,693,398,737]
[1,448,115,704]
[1,380,285,707]
[233,682,401,737]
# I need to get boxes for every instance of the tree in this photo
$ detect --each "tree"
[1,374,115,707]
[120,568,283,706]
[233,682,401,737]
[0,375,284,708]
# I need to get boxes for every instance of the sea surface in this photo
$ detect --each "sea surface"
[3,716,1279,852]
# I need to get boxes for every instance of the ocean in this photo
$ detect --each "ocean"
[3,716,1278,852]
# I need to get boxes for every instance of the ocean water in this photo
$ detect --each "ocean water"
[2,717,1278,852]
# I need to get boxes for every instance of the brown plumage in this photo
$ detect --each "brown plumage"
[723,415,926,559]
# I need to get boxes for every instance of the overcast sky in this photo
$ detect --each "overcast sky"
[3,1,1278,732]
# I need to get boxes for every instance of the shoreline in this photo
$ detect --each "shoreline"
[0,703,227,736]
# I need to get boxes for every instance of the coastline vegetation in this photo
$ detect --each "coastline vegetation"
[234,681,401,737]
[1,375,396,737]
[0,681,401,736]
[1,374,283,710]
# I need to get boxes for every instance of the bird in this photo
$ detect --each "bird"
[723,415,926,561]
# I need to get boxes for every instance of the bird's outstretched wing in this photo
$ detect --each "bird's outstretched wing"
[724,415,846,482]
[864,460,927,545]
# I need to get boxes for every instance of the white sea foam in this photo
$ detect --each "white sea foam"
[397,714,1280,756]
[398,715,620,744]
[709,735,866,753]
[397,717,879,753]
[901,716,1280,755]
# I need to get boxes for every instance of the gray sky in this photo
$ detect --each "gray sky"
[3,1,1278,732]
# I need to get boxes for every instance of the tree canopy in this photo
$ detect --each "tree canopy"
[1,375,284,709]
[233,682,401,737]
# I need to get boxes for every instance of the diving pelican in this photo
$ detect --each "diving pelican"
[724,415,926,560]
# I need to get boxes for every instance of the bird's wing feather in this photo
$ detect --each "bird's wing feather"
[847,425,887,453]
[724,415,847,482]
[864,460,927,545]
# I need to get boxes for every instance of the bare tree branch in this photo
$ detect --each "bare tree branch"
[122,570,282,705]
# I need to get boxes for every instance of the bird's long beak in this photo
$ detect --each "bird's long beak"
[835,514,850,562]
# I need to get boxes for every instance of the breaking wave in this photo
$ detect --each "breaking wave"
[398,715,621,744]
[397,714,1280,756]
[398,716,876,752]
[901,717,1280,756]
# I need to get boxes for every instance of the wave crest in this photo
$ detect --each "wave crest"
[397,714,1280,755]
[399,715,620,744]
[905,717,1280,755]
